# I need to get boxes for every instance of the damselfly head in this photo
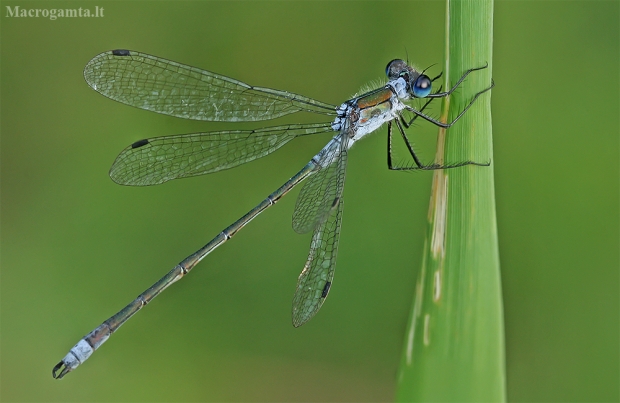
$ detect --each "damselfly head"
[385,59,412,80]
[385,59,432,99]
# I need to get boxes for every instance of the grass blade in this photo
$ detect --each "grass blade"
[395,0,505,401]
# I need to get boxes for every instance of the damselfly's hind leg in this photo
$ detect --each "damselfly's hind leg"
[387,90,438,169]
[387,121,490,171]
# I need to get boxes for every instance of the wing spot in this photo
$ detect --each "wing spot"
[321,281,331,298]
[112,49,131,56]
[131,139,150,149]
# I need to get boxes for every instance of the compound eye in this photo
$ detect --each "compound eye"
[386,59,406,79]
[412,75,432,98]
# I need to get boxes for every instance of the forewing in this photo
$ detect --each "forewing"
[109,123,334,186]
[292,138,346,234]
[84,50,336,122]
[291,149,347,327]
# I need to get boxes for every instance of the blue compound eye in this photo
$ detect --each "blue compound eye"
[412,75,432,98]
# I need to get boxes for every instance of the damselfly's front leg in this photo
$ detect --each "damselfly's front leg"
[403,80,494,128]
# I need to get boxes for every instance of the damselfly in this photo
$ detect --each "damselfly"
[53,50,492,379]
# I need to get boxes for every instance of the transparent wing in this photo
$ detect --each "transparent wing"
[109,122,334,186]
[84,50,336,122]
[291,148,347,327]
[292,137,346,234]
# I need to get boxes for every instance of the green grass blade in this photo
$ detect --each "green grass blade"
[395,0,505,401]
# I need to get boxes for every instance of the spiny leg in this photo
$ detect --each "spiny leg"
[388,119,424,170]
[388,122,421,170]
[426,63,489,98]
[401,85,442,129]
[388,90,437,170]
[404,80,494,128]
[389,114,490,171]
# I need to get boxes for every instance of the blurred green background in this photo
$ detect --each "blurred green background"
[1,1,617,401]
